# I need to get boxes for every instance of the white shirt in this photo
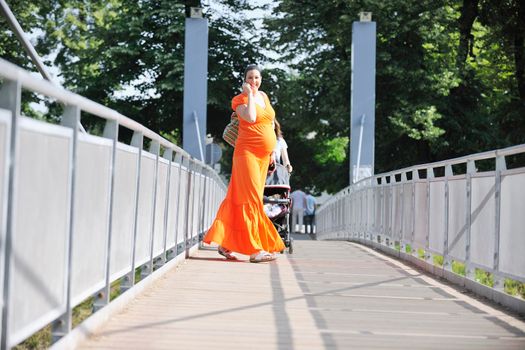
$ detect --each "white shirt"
[272,137,288,164]
[290,190,307,210]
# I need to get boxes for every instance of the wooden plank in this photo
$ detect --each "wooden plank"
[77,238,525,349]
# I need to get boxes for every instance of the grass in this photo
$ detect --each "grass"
[475,268,494,287]
[505,279,525,299]
[72,297,94,328]
[13,325,51,350]
[394,242,401,251]
[404,247,524,301]
[14,272,133,349]
[403,247,524,300]
[451,260,466,276]
[445,262,525,299]
[433,254,444,266]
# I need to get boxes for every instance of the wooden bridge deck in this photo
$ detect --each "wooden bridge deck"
[76,235,525,349]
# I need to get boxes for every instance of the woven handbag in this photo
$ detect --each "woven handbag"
[222,112,239,147]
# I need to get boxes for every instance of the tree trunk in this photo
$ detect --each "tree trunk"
[515,0,525,101]
[457,0,479,70]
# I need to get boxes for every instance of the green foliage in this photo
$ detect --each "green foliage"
[1,0,262,144]
[0,0,52,69]
[0,1,55,115]
[452,260,466,276]
[390,106,445,143]
[475,268,494,287]
[505,279,525,299]
[433,254,444,266]
[13,325,51,350]
[314,137,348,165]
[262,0,525,192]
[14,276,124,349]
[1,0,524,194]
[160,129,182,146]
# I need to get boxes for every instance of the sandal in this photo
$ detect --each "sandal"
[249,251,277,263]
[218,246,238,260]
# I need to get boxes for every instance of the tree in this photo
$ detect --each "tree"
[477,0,525,148]
[3,0,523,193]
[0,0,52,69]
[0,0,57,118]
[262,0,455,191]
[1,0,265,147]
[262,0,524,192]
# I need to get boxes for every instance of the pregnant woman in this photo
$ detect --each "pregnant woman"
[203,64,285,263]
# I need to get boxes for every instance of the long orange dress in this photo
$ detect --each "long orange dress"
[203,92,285,255]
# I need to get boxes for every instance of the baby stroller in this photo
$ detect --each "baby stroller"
[263,163,293,253]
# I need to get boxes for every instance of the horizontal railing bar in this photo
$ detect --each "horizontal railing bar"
[0,58,191,158]
[359,143,525,184]
[0,59,228,348]
[319,143,525,209]
[316,145,525,315]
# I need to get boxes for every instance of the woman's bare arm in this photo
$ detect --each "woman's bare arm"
[236,83,256,123]
[281,145,293,173]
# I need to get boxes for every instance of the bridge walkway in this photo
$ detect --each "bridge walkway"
[76,236,525,350]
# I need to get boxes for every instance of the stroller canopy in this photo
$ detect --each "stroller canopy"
[266,163,290,187]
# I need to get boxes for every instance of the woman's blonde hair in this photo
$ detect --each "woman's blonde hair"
[274,118,283,138]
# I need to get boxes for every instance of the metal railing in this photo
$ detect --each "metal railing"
[317,144,525,313]
[0,58,227,348]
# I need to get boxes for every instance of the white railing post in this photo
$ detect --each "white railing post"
[425,167,434,265]
[51,105,80,343]
[493,155,506,292]
[191,163,200,247]
[464,160,476,279]
[120,131,143,293]
[93,120,118,311]
[411,170,418,257]
[143,140,160,279]
[184,157,193,257]
[0,79,21,350]
[194,164,203,243]
[160,148,173,267]
[170,153,184,259]
[443,164,453,272]
[400,172,407,253]
[199,167,208,242]
[386,174,390,248]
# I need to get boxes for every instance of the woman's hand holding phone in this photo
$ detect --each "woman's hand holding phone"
[242,82,253,96]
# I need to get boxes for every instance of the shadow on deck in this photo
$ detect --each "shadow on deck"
[71,235,525,349]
